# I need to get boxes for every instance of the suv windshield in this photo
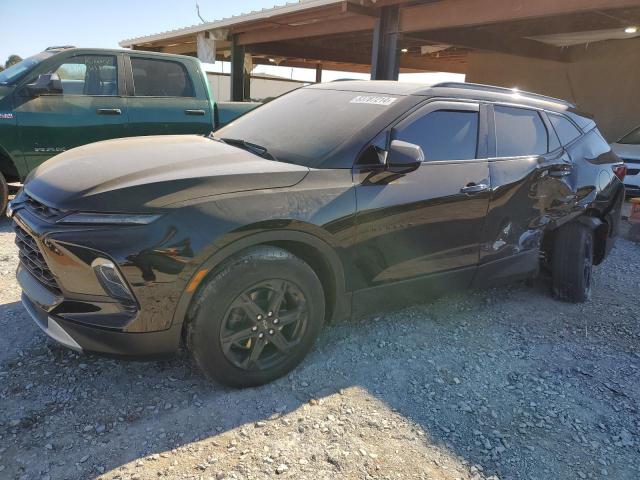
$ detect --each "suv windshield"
[0,51,53,85]
[213,88,401,167]
[619,126,640,145]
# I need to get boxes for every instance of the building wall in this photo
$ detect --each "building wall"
[206,72,306,102]
[466,38,640,142]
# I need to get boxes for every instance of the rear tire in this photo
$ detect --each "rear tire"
[552,222,594,303]
[186,246,325,388]
[0,172,8,218]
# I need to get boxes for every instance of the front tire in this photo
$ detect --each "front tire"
[186,246,325,387]
[0,172,8,218]
[552,222,594,303]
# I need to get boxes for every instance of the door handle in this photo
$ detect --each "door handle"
[97,108,122,115]
[185,109,206,116]
[461,183,489,194]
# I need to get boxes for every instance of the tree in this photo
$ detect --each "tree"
[5,55,23,69]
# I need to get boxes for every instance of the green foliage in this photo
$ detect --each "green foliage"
[5,55,23,69]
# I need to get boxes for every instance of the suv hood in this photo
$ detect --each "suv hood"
[25,135,309,212]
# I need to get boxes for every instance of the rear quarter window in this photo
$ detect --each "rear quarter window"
[549,113,582,146]
[494,106,547,157]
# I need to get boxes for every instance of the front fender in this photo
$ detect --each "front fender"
[171,228,350,330]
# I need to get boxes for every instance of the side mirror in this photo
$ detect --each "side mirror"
[27,73,63,97]
[387,140,424,174]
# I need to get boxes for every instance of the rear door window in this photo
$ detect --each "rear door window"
[394,109,479,161]
[131,58,194,97]
[494,106,547,157]
[548,113,582,145]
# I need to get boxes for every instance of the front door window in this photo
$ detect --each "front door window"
[51,55,118,96]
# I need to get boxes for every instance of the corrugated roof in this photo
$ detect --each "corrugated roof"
[119,0,343,47]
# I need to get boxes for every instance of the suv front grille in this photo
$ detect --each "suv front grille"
[14,224,61,293]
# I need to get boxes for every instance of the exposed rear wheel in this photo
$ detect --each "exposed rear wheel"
[186,246,325,387]
[552,222,594,303]
[0,172,8,218]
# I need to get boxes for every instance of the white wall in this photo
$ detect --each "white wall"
[206,72,306,102]
[466,38,640,141]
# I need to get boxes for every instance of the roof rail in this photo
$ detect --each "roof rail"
[45,45,76,51]
[432,82,576,108]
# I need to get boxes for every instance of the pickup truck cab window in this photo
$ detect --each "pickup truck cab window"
[131,58,194,97]
[50,55,118,96]
[393,109,479,161]
[495,105,547,157]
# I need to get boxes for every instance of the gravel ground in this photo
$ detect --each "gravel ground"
[1,215,640,480]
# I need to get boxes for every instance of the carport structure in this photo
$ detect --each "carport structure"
[120,0,640,139]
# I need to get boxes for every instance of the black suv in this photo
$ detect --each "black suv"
[10,81,625,387]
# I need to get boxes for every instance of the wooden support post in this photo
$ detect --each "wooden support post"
[315,63,323,83]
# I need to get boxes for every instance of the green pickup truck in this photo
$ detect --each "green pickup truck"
[0,46,258,214]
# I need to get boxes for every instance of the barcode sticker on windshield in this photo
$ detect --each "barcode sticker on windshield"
[350,95,397,106]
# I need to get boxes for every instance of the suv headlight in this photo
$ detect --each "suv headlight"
[57,212,162,225]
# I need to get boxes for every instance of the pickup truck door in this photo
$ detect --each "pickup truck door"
[352,101,491,309]
[124,55,213,137]
[13,53,127,172]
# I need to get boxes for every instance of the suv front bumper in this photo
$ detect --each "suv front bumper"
[12,204,187,358]
[18,264,181,358]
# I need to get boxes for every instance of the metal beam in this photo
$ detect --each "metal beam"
[341,1,379,17]
[399,0,640,33]
[371,5,400,80]
[159,44,197,55]
[235,15,376,46]
[413,28,568,62]
[248,42,467,73]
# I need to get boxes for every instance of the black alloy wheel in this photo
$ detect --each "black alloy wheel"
[219,280,308,371]
[187,246,325,387]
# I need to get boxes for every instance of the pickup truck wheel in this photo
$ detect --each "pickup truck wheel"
[552,222,593,303]
[186,246,325,388]
[0,172,8,218]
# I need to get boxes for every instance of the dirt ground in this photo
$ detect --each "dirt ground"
[1,215,639,480]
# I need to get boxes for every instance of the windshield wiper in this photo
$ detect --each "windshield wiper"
[219,137,275,160]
